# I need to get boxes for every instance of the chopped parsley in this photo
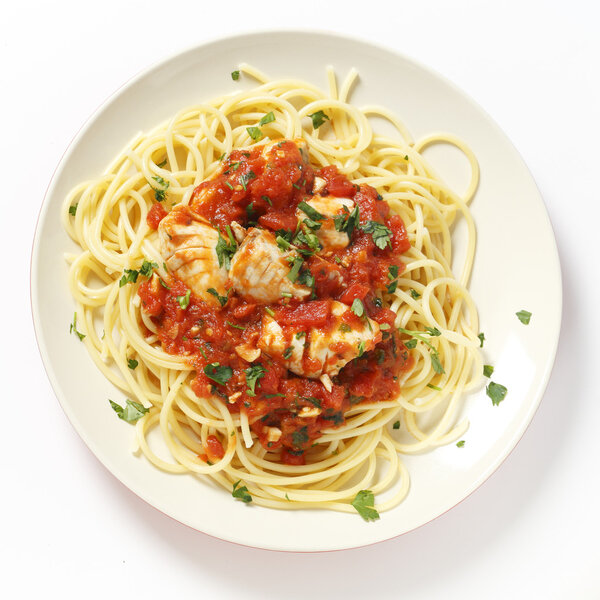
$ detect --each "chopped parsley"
[351,490,380,522]
[286,255,304,283]
[246,126,263,141]
[410,289,421,299]
[176,289,191,309]
[308,110,330,129]
[68,203,78,216]
[204,363,233,386]
[69,312,85,341]
[333,204,360,238]
[516,310,532,325]
[206,288,228,307]
[386,280,398,294]
[361,221,393,250]
[392,421,400,430]
[292,426,309,448]
[231,70,240,81]
[150,175,169,202]
[258,111,275,126]
[226,321,245,330]
[486,381,507,406]
[276,235,292,252]
[357,340,366,357]
[127,358,138,370]
[483,364,494,378]
[139,259,158,277]
[262,195,273,206]
[427,383,442,391]
[232,480,252,503]
[478,332,485,347]
[456,440,465,448]
[283,346,293,360]
[244,364,265,396]
[215,229,237,269]
[265,306,275,317]
[303,396,322,408]
[119,268,139,287]
[298,201,325,222]
[339,323,352,333]
[398,326,444,374]
[109,399,148,423]
[240,170,256,191]
[351,298,364,317]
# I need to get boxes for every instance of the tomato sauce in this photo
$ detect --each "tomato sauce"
[138,140,413,464]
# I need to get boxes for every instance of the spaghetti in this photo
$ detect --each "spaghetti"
[62,64,482,517]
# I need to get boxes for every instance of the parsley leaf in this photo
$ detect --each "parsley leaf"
[127,358,138,370]
[139,259,158,278]
[486,381,507,406]
[478,332,485,347]
[240,170,256,191]
[351,490,380,522]
[333,204,359,238]
[431,353,445,374]
[303,396,321,408]
[246,126,263,141]
[516,310,532,325]
[119,268,139,287]
[456,440,465,448]
[361,221,392,250]
[339,323,352,333]
[69,312,86,341]
[206,288,228,307]
[308,110,330,129]
[292,426,309,448]
[298,201,325,222]
[357,340,366,357]
[386,280,398,294]
[150,175,169,202]
[283,346,293,359]
[388,265,399,279]
[244,364,265,396]
[259,111,275,126]
[286,255,304,283]
[351,298,364,317]
[68,203,78,216]
[232,480,252,503]
[410,289,421,300]
[483,364,494,377]
[204,363,233,385]
[392,421,400,430]
[231,70,240,81]
[109,399,148,423]
[427,383,442,391]
[177,289,191,309]
[215,230,237,269]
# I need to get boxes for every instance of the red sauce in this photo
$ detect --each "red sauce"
[138,140,413,464]
[147,203,168,229]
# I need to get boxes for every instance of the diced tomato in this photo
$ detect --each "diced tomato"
[339,282,370,305]
[205,435,225,461]
[146,203,168,229]
[275,300,331,327]
[389,214,411,253]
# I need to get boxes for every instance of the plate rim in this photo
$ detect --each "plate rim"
[31,28,563,552]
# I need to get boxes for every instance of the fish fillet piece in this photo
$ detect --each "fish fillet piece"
[257,301,381,378]
[158,205,228,307]
[229,227,311,303]
[296,195,355,250]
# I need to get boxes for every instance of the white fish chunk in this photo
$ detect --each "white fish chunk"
[229,228,311,303]
[258,315,306,374]
[297,195,355,250]
[306,301,379,377]
[158,205,228,307]
[257,301,380,378]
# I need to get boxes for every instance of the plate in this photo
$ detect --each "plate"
[31,31,562,551]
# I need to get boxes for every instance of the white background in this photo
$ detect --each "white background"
[3,0,600,598]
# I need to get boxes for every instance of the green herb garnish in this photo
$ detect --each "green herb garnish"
[516,310,532,325]
[351,490,380,522]
[244,364,265,396]
[204,363,233,385]
[308,110,330,129]
[361,221,392,250]
[232,480,252,503]
[109,399,148,423]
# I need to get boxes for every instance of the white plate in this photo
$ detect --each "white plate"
[31,31,562,552]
